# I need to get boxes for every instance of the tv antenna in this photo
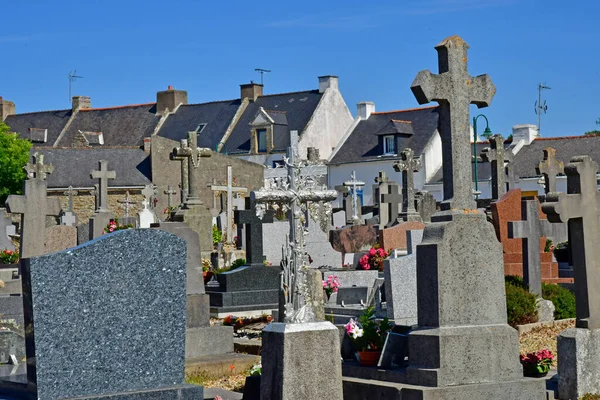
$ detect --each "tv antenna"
[534,82,551,136]
[254,68,271,85]
[68,70,83,103]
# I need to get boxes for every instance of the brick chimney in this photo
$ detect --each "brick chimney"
[0,97,16,121]
[240,83,263,101]
[156,86,188,114]
[357,101,375,119]
[318,75,339,93]
[72,96,91,111]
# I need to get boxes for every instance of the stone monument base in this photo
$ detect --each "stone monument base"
[186,325,234,359]
[558,327,600,399]
[62,385,204,399]
[89,211,114,240]
[261,322,343,400]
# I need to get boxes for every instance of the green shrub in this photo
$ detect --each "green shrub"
[505,277,538,327]
[231,258,246,270]
[542,283,576,320]
[505,275,529,291]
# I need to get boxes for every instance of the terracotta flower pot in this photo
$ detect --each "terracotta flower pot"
[203,271,213,284]
[357,351,382,367]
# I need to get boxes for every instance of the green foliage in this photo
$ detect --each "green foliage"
[581,395,600,400]
[357,307,393,350]
[0,122,32,206]
[505,276,538,327]
[231,258,246,270]
[584,130,600,136]
[212,224,222,245]
[544,238,553,253]
[542,283,576,320]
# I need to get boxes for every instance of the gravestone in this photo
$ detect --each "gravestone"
[380,183,402,228]
[304,216,340,268]
[384,229,423,325]
[543,155,600,399]
[481,134,512,200]
[88,160,115,240]
[329,225,377,264]
[415,190,437,223]
[0,229,203,399]
[396,36,544,398]
[336,286,368,305]
[138,186,156,228]
[6,154,61,259]
[76,222,90,245]
[44,225,77,254]
[0,209,14,252]
[211,165,248,244]
[394,148,422,222]
[61,186,78,227]
[536,146,564,195]
[379,220,425,252]
[332,210,346,229]
[117,190,137,227]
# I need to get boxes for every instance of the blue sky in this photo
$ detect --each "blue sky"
[2,0,599,138]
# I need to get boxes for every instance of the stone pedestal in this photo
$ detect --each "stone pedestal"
[173,204,212,259]
[558,328,600,399]
[89,211,113,240]
[261,322,343,400]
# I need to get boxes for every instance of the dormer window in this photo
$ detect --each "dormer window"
[29,128,48,143]
[257,129,267,152]
[383,135,396,155]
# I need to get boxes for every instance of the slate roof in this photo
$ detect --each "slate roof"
[512,135,600,178]
[4,109,72,146]
[156,100,242,149]
[329,106,439,165]
[221,90,323,154]
[57,104,161,147]
[32,147,152,189]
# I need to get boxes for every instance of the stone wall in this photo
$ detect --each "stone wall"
[48,191,146,222]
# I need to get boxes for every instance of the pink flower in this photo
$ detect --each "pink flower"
[109,227,114,232]
[369,248,376,256]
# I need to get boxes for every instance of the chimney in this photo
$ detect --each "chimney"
[357,101,375,119]
[72,96,91,111]
[240,83,263,101]
[143,137,152,154]
[512,124,538,145]
[156,86,188,114]
[0,97,16,121]
[318,75,339,94]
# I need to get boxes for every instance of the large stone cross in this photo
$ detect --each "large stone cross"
[25,153,53,180]
[481,134,513,200]
[172,131,212,206]
[380,185,402,227]
[542,155,600,329]
[234,197,274,266]
[411,35,496,211]
[6,154,61,258]
[394,148,422,221]
[343,171,365,225]
[508,200,552,296]
[211,165,248,244]
[90,160,116,213]
[536,147,564,194]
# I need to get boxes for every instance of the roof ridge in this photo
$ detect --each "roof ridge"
[11,109,71,116]
[371,105,437,115]
[257,89,319,98]
[184,98,239,106]
[81,102,156,111]
[391,119,412,123]
[534,135,598,141]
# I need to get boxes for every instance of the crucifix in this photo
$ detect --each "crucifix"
[342,171,365,225]
[172,131,212,207]
[6,153,61,258]
[481,134,513,200]
[536,147,564,195]
[411,35,496,212]
[543,155,600,329]
[164,185,177,209]
[118,191,136,217]
[211,165,248,244]
[393,147,422,221]
[90,160,116,213]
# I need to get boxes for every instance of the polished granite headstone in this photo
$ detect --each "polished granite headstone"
[0,229,203,399]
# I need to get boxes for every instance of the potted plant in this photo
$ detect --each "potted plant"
[520,349,554,377]
[0,249,19,267]
[202,258,213,283]
[344,307,393,366]
[103,218,133,234]
[359,245,389,271]
[322,275,341,301]
[553,241,569,263]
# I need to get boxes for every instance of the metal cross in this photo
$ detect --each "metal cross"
[172,131,212,206]
[90,160,116,212]
[536,147,564,195]
[211,165,248,244]
[343,171,365,224]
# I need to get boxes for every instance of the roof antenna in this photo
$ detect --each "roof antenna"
[254,68,271,85]
[68,70,84,103]
[534,82,551,137]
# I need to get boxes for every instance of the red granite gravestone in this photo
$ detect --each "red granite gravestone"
[379,221,426,251]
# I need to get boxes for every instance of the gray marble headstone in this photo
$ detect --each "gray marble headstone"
[12,229,202,400]
[0,209,14,252]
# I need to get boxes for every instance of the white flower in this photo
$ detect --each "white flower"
[350,326,363,339]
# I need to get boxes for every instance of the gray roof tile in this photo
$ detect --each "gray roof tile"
[5,109,72,146]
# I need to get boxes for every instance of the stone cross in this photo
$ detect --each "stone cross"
[172,131,211,206]
[536,147,564,194]
[542,155,600,329]
[393,148,422,221]
[6,154,61,258]
[505,162,520,192]
[234,197,274,265]
[90,160,116,213]
[211,165,248,245]
[164,185,177,209]
[90,184,99,211]
[373,171,392,226]
[481,134,513,200]
[375,171,389,184]
[343,171,365,225]
[24,153,53,180]
[118,191,135,217]
[141,184,155,208]
[508,200,553,296]
[380,184,402,227]
[411,35,496,211]
[63,186,78,213]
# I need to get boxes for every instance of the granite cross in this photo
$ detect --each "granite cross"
[63,186,78,213]
[505,162,520,192]
[411,35,496,211]
[234,197,274,266]
[481,134,513,200]
[542,155,600,329]
[6,154,61,258]
[90,160,116,213]
[343,171,365,225]
[118,191,135,217]
[536,147,564,195]
[211,165,248,244]
[394,148,422,221]
[380,184,402,227]
[164,185,177,209]
[172,132,212,206]
[373,171,391,226]
[375,171,389,184]
[508,200,552,296]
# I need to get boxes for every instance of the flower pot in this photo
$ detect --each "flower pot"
[553,247,569,263]
[357,351,382,367]
[522,363,550,378]
[203,271,213,284]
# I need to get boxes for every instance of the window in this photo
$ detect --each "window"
[383,135,396,155]
[257,129,267,152]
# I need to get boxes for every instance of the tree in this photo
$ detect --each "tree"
[584,118,600,136]
[0,122,32,206]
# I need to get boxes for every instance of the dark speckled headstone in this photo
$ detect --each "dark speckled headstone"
[2,229,203,400]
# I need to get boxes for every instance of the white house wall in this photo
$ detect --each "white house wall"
[422,131,442,182]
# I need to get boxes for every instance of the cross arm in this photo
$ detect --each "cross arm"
[507,220,527,239]
[46,198,62,216]
[5,195,25,214]
[542,192,582,223]
[469,74,496,108]
[411,70,443,105]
